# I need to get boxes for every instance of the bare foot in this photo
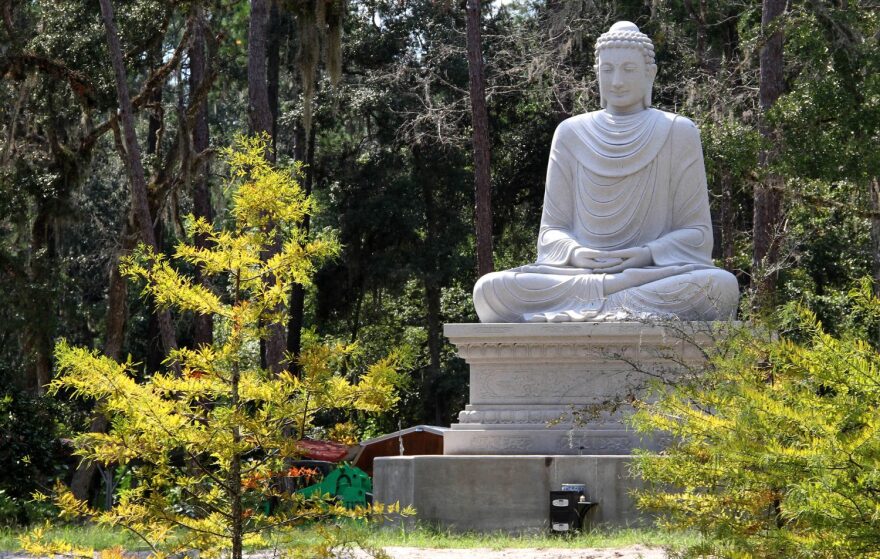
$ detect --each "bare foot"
[547,312,572,323]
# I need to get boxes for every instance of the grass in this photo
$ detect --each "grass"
[370,523,699,549]
[0,522,699,553]
[0,523,146,553]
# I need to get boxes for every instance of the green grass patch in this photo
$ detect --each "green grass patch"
[370,523,700,549]
[0,522,698,553]
[0,523,147,553]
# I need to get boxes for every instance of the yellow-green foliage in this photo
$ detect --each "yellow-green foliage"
[632,280,880,559]
[29,135,405,559]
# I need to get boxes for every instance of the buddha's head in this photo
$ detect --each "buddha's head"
[594,21,657,115]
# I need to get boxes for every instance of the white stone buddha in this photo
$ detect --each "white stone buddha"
[474,21,739,323]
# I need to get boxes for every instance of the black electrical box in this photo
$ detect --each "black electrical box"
[550,490,583,533]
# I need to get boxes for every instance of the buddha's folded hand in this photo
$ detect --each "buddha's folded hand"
[590,246,653,273]
[570,247,624,269]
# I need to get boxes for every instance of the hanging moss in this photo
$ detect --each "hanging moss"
[314,0,326,34]
[282,0,345,135]
[296,0,319,135]
[326,0,344,85]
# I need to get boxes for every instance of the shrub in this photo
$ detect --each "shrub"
[0,392,67,526]
[632,281,880,558]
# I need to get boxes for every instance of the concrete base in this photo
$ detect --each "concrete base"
[373,455,650,532]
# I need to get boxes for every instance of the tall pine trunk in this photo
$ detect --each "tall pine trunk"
[144,42,166,373]
[418,146,445,424]
[22,206,54,394]
[465,0,493,277]
[871,178,880,298]
[248,0,285,373]
[424,279,444,424]
[75,0,181,498]
[287,123,315,372]
[190,6,213,348]
[98,0,177,358]
[70,222,135,500]
[752,0,786,311]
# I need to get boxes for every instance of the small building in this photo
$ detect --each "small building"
[353,425,447,477]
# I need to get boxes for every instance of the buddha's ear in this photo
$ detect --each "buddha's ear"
[644,64,657,108]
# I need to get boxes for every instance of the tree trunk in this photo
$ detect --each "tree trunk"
[267,3,282,148]
[683,0,708,70]
[465,0,493,277]
[229,361,243,559]
[22,206,55,395]
[70,220,136,500]
[144,43,166,373]
[752,0,786,311]
[424,279,444,425]
[721,172,736,272]
[871,178,880,298]
[145,40,163,157]
[417,143,446,425]
[190,6,213,348]
[248,0,274,146]
[98,0,177,358]
[286,123,315,373]
[249,0,285,373]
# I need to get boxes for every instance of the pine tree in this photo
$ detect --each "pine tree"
[22,135,404,559]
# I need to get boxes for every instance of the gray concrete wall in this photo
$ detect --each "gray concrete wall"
[374,455,653,533]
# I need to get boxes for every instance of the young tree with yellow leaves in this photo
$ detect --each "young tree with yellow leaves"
[23,135,404,559]
[632,280,880,558]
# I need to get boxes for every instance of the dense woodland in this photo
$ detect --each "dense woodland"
[0,0,878,527]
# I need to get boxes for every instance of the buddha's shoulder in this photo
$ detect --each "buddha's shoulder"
[552,113,586,139]
[663,111,701,135]
[552,110,701,148]
[554,109,699,130]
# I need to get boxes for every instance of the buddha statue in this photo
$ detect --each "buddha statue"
[474,21,739,323]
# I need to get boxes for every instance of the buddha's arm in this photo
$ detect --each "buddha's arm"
[644,120,714,267]
[536,123,581,266]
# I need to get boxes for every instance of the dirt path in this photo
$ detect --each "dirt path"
[2,545,668,559]
[376,546,666,558]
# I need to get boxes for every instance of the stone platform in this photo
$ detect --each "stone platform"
[375,322,717,531]
[374,455,648,532]
[443,322,709,455]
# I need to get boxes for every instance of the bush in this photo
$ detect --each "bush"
[0,392,67,525]
[632,281,880,558]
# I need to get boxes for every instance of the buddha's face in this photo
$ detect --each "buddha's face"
[597,47,656,115]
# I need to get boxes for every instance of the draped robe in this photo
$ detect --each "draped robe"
[473,108,739,323]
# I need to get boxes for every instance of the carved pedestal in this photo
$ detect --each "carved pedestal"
[443,322,710,455]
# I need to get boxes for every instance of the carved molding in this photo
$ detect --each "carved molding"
[443,322,721,455]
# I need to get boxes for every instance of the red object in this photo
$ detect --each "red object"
[297,438,350,462]
[353,425,447,477]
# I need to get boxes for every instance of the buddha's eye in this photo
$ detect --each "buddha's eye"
[600,65,613,72]
[624,65,637,72]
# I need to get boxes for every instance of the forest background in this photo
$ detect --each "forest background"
[0,0,878,523]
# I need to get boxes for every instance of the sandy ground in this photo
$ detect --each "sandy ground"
[369,546,666,559]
